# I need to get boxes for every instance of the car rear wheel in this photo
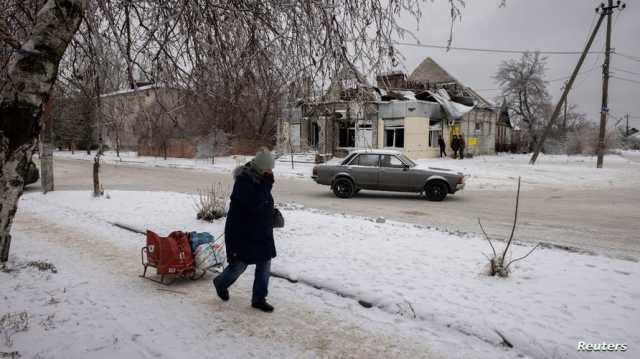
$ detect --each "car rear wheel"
[333,178,355,199]
[424,181,448,202]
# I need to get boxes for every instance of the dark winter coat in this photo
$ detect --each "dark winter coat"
[224,164,276,264]
[437,137,446,150]
[451,137,460,151]
[459,137,466,150]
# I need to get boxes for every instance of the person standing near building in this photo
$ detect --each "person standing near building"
[451,135,460,159]
[459,134,466,160]
[438,135,447,158]
[213,148,277,313]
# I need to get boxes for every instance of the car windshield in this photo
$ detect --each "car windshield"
[397,154,416,167]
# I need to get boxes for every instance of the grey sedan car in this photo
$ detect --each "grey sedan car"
[312,150,465,201]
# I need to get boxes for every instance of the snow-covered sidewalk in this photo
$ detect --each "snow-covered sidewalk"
[4,190,638,358]
[53,150,640,191]
[5,203,440,358]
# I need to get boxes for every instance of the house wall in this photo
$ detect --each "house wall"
[377,116,438,159]
[404,117,437,159]
[458,109,497,156]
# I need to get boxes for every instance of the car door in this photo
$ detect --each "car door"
[349,154,380,189]
[378,155,409,191]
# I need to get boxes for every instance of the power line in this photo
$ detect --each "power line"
[474,65,600,93]
[611,76,640,85]
[391,41,608,55]
[614,52,640,62]
[613,67,640,76]
[549,65,600,83]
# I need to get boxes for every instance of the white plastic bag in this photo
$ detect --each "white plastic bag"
[194,237,226,270]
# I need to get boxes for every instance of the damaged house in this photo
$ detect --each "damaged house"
[278,57,514,159]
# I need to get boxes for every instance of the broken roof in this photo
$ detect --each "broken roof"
[409,57,459,84]
[409,57,494,109]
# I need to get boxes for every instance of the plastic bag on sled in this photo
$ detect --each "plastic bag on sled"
[194,236,226,270]
[188,231,215,253]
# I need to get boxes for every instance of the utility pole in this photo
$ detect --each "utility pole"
[626,114,630,136]
[597,1,613,167]
[530,1,625,165]
[597,0,625,168]
[562,81,569,133]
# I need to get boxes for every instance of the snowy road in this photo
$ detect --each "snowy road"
[36,158,640,260]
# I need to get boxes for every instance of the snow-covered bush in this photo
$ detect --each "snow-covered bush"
[194,183,229,221]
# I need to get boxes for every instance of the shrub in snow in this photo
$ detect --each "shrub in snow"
[195,183,229,222]
[27,260,57,273]
[0,311,29,347]
[480,177,540,277]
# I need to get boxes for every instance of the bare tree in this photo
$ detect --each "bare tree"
[0,0,85,263]
[479,177,541,277]
[2,0,465,263]
[495,52,551,152]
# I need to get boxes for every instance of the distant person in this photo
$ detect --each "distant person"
[451,135,460,159]
[213,148,277,313]
[459,135,466,160]
[438,135,447,158]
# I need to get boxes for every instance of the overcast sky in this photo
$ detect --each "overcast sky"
[391,0,640,128]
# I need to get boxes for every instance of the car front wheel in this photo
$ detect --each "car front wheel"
[424,181,448,201]
[333,178,355,199]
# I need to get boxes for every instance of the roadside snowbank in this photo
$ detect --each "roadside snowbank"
[10,190,640,359]
[54,150,640,191]
[414,153,639,190]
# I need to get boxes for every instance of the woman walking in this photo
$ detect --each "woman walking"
[213,148,277,312]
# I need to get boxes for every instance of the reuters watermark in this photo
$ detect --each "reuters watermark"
[577,341,628,352]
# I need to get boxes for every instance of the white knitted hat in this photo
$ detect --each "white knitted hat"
[251,147,275,172]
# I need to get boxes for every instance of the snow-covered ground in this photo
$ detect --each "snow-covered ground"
[4,190,638,358]
[54,150,640,191]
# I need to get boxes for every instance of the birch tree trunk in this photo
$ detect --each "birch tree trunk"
[40,98,55,193]
[0,0,85,263]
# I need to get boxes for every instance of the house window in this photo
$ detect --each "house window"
[385,127,404,148]
[338,121,355,148]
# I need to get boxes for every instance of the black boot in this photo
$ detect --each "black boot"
[251,300,274,313]
[213,277,229,301]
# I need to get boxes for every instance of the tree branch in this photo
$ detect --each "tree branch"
[505,243,541,269]
[478,218,497,257]
[501,177,521,260]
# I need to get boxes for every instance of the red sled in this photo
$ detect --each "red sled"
[141,230,205,284]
